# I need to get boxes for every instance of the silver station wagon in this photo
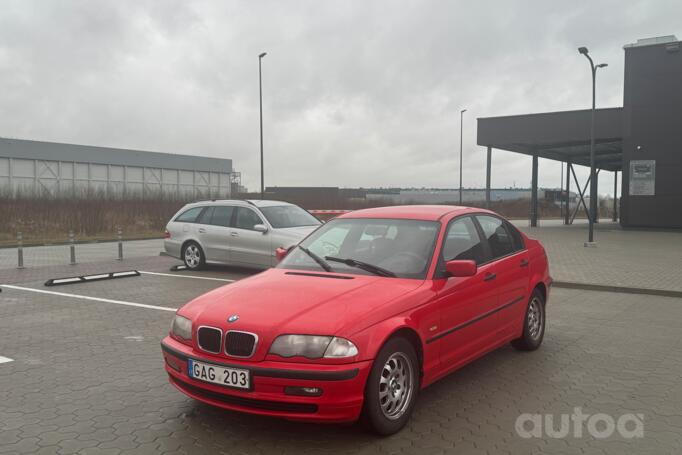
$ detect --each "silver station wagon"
[164,200,321,270]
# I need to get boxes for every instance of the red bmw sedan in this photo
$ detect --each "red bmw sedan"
[161,205,551,434]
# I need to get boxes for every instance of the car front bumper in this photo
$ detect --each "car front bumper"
[161,336,372,422]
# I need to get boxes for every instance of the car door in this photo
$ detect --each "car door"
[200,205,234,263]
[432,216,499,372]
[229,207,271,267]
[474,215,530,338]
[167,206,205,256]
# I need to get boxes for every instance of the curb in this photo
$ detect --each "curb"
[553,281,682,299]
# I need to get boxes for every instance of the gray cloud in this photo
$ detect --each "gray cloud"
[1,0,680,195]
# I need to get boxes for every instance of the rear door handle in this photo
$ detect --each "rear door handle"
[483,272,497,282]
[230,232,239,237]
[520,259,529,267]
[198,228,206,234]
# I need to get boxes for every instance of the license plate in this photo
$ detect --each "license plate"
[187,358,250,390]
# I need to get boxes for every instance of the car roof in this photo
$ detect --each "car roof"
[183,199,293,209]
[336,205,494,221]
[247,199,295,208]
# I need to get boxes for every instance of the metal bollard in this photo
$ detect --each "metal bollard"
[69,230,76,265]
[117,227,123,261]
[17,232,24,269]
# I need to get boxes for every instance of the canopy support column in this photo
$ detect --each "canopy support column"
[613,170,618,222]
[594,169,600,223]
[530,154,538,227]
[486,146,492,208]
[564,160,571,225]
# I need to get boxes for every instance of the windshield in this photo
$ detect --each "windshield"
[260,205,321,229]
[278,218,440,279]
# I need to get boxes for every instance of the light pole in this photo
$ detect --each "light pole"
[578,47,607,245]
[259,52,267,199]
[459,108,467,205]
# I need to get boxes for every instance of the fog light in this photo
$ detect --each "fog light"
[284,386,323,397]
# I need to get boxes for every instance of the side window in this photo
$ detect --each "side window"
[209,206,234,227]
[234,207,263,230]
[174,207,204,223]
[196,206,214,224]
[476,215,515,259]
[506,222,525,251]
[442,217,486,264]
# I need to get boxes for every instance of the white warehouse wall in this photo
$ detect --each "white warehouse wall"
[0,157,232,199]
[0,138,234,199]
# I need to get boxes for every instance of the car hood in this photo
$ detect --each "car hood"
[180,268,424,361]
[273,225,319,239]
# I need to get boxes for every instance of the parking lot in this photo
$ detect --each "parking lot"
[1,239,681,454]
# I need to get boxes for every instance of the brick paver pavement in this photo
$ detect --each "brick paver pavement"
[0,255,252,287]
[514,220,682,293]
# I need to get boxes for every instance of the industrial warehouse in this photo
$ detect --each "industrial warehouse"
[0,137,238,199]
[478,35,682,229]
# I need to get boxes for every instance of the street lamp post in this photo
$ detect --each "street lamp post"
[578,47,607,245]
[459,108,467,205]
[259,52,267,199]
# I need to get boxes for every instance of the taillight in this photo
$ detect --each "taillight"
[164,230,171,239]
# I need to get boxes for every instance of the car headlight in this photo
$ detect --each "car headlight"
[170,314,192,341]
[269,335,358,359]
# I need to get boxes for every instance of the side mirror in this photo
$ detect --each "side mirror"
[253,224,268,233]
[275,246,290,262]
[445,259,477,277]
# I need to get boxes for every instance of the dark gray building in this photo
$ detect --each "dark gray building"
[621,36,682,228]
[477,35,682,228]
[0,138,236,199]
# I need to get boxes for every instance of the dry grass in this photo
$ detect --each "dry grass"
[0,193,188,246]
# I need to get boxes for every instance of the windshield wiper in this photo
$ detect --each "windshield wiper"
[297,245,332,272]
[324,256,396,278]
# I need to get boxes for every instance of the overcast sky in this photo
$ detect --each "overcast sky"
[1,1,680,195]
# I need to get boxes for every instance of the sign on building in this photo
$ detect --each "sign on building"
[629,160,656,196]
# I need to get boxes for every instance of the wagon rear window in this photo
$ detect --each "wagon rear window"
[175,207,204,223]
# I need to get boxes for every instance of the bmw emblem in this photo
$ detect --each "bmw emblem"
[227,314,239,323]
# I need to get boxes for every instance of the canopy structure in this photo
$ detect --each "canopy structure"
[477,107,623,226]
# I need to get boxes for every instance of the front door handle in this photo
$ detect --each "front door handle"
[520,259,529,267]
[483,272,497,282]
[230,232,239,237]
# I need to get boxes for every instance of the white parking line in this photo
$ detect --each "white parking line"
[0,356,14,364]
[138,271,235,282]
[0,284,176,312]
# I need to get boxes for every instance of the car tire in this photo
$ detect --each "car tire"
[182,242,205,270]
[361,337,419,436]
[511,289,546,351]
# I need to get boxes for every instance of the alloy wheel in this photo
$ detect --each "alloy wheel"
[527,297,543,340]
[185,245,201,268]
[378,352,414,420]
